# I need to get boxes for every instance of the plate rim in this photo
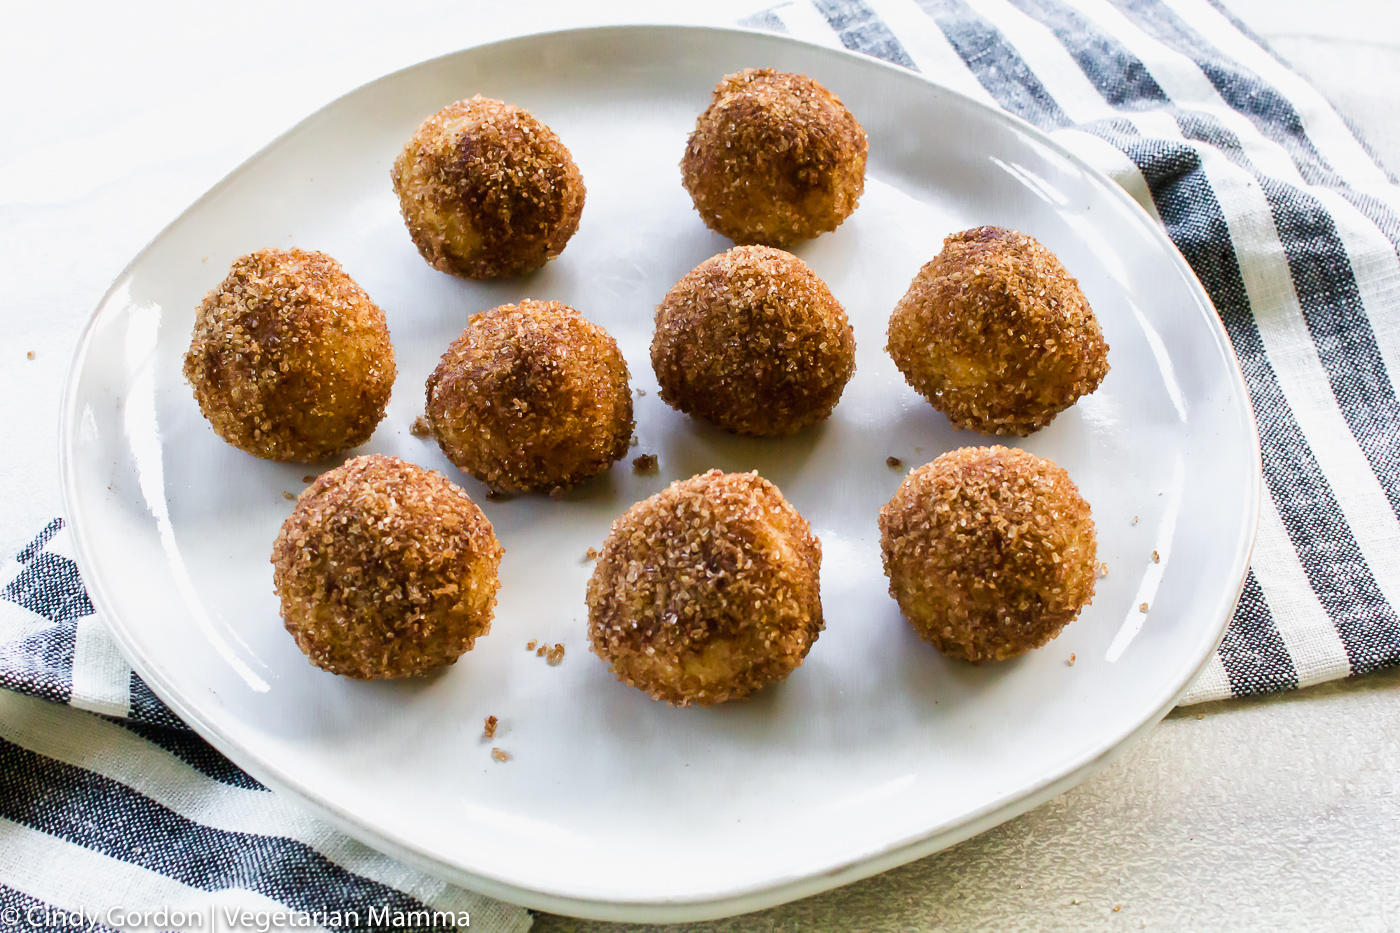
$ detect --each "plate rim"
[58,22,1263,922]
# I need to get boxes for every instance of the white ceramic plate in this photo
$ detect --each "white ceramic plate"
[60,25,1260,922]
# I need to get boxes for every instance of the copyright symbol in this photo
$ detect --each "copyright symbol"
[0,906,18,926]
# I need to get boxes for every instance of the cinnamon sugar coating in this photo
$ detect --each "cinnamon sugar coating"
[271,454,502,680]
[391,96,585,279]
[426,300,633,492]
[878,446,1097,661]
[681,69,867,247]
[887,226,1109,436]
[586,470,824,706]
[183,248,395,462]
[651,246,855,436]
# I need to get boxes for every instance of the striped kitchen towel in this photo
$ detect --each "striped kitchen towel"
[748,0,1400,703]
[3,0,1399,926]
[0,521,533,931]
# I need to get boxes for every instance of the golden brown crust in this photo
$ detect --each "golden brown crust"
[651,246,855,436]
[391,95,585,279]
[426,300,633,492]
[586,469,824,706]
[183,248,395,463]
[681,69,867,247]
[878,446,1097,661]
[271,454,503,680]
[887,226,1109,436]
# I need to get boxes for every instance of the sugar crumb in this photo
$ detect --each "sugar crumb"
[585,547,599,561]
[302,474,315,483]
[536,645,547,657]
[635,388,647,396]
[1196,713,1205,720]
[526,639,537,651]
[549,486,565,500]
[491,748,510,762]
[546,643,565,665]
[1139,602,1149,613]
[628,434,639,448]
[1067,653,1076,666]
[1132,515,1139,526]
[483,715,498,739]
[410,416,432,438]
[1098,562,1109,578]
[632,453,658,472]
[282,491,296,501]
[26,351,35,360]
[886,456,903,469]
[1152,550,1160,563]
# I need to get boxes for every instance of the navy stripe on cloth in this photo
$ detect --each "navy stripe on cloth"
[0,624,76,705]
[1008,0,1168,109]
[739,8,787,32]
[1107,0,1336,174]
[1105,0,1400,254]
[128,673,186,730]
[1,520,90,704]
[15,518,63,566]
[1219,571,1297,695]
[1121,122,1400,676]
[0,737,439,928]
[3,552,93,624]
[1199,0,1395,185]
[1173,111,1400,526]
[117,719,266,792]
[812,0,918,68]
[915,0,1071,130]
[0,522,81,705]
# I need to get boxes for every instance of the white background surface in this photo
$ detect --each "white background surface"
[2,1,1399,930]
